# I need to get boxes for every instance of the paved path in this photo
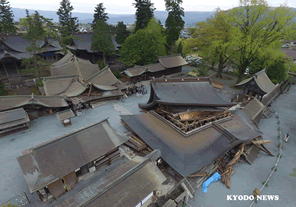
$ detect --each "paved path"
[188,86,296,207]
[111,103,133,115]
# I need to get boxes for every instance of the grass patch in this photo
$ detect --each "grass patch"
[290,167,296,177]
[30,86,41,95]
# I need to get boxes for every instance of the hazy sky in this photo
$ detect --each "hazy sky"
[9,0,296,14]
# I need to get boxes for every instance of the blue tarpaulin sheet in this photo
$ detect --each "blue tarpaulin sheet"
[202,172,221,193]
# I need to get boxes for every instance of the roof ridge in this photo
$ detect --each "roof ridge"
[158,53,182,59]
[43,75,79,80]
[86,66,111,81]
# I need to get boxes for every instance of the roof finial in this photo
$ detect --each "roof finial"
[31,93,34,99]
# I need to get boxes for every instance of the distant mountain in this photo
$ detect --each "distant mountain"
[12,8,213,25]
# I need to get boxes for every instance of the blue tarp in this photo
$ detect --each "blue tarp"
[202,172,221,193]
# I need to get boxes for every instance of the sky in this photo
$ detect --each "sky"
[9,0,296,14]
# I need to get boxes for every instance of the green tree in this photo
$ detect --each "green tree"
[92,3,109,30]
[0,0,17,33]
[226,0,296,83]
[188,27,197,36]
[165,0,185,55]
[183,9,233,78]
[133,0,155,33]
[266,58,287,84]
[115,21,130,45]
[119,18,166,66]
[177,41,183,56]
[20,10,60,78]
[57,0,79,45]
[91,19,115,65]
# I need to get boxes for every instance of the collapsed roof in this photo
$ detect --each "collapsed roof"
[17,119,130,193]
[236,69,276,94]
[43,67,126,100]
[139,78,236,109]
[121,109,262,177]
[0,94,69,112]
[50,54,100,80]
[67,33,121,52]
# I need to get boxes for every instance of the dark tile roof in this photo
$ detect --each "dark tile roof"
[0,108,30,130]
[85,157,166,207]
[158,54,188,68]
[121,109,262,177]
[139,78,236,109]
[236,69,276,94]
[17,119,130,193]
[0,94,69,111]
[68,33,120,53]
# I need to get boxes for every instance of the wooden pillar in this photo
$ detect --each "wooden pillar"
[46,55,48,61]
[15,62,20,75]
[2,63,9,76]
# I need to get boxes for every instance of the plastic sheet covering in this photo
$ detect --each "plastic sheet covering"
[202,172,221,193]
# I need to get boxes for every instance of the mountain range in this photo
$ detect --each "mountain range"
[12,8,214,25]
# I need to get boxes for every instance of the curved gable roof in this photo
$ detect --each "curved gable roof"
[139,78,236,109]
[236,69,276,94]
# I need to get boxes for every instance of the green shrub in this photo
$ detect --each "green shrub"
[97,60,106,69]
[191,68,197,73]
[113,70,122,79]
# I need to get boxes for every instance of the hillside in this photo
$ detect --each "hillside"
[12,8,213,25]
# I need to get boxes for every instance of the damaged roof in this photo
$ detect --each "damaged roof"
[121,109,262,177]
[0,108,30,130]
[52,51,74,67]
[43,76,88,97]
[88,67,126,90]
[139,78,236,109]
[17,119,130,193]
[158,54,188,68]
[0,94,69,112]
[236,69,276,94]
[50,56,100,80]
[242,98,265,122]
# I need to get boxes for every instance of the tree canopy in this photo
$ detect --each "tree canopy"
[92,3,109,29]
[119,18,166,66]
[165,0,185,54]
[57,0,79,45]
[20,10,61,78]
[183,0,296,83]
[133,0,155,33]
[115,21,130,45]
[91,19,114,65]
[0,0,17,33]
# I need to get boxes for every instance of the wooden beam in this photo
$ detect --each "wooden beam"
[87,83,92,97]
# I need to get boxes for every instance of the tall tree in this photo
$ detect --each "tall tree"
[226,0,296,83]
[165,0,185,55]
[20,10,60,78]
[133,0,155,33]
[57,0,79,44]
[92,3,109,30]
[91,19,114,65]
[120,18,166,66]
[0,0,17,33]
[115,21,130,45]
